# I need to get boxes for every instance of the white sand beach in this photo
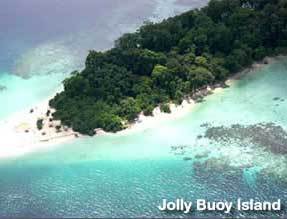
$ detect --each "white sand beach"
[0,91,197,159]
[0,87,78,159]
[0,57,275,159]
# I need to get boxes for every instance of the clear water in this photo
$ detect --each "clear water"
[1,0,287,218]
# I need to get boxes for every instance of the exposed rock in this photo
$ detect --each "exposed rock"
[263,57,269,64]
[222,83,230,88]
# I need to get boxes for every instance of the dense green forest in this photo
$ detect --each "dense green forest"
[49,0,287,135]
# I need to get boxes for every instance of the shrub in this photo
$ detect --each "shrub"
[37,119,44,130]
[160,103,171,113]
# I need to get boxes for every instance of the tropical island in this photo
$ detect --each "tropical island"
[49,0,287,136]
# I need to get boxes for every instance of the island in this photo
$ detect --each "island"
[49,0,287,136]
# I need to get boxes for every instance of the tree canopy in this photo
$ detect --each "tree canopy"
[50,0,287,135]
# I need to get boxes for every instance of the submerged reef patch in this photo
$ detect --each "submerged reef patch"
[12,42,77,78]
[204,123,287,155]
[273,97,285,104]
[0,85,7,92]
[171,122,287,181]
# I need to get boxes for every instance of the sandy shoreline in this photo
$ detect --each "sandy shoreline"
[0,56,276,159]
[0,87,78,159]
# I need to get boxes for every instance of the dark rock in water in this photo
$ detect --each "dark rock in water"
[171,145,188,150]
[222,83,230,88]
[171,145,188,156]
[171,146,177,151]
[273,97,280,101]
[207,90,213,95]
[183,157,192,161]
[0,85,7,91]
[281,99,285,102]
[200,123,210,128]
[194,157,230,172]
[195,98,205,103]
[231,124,241,129]
[197,135,203,139]
[194,154,208,159]
[204,123,287,155]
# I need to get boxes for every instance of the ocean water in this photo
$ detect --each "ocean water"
[1,0,287,218]
[0,59,286,218]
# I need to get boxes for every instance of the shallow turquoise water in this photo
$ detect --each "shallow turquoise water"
[0,72,67,119]
[0,58,287,217]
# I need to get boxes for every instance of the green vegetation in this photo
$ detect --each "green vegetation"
[50,0,287,135]
[37,119,43,130]
[160,104,171,113]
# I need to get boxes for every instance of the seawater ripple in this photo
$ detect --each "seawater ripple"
[0,160,286,218]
